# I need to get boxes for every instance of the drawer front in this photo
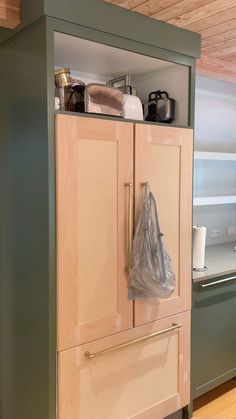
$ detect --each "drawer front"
[58,311,190,419]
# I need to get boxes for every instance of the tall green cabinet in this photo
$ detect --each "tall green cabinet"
[0,1,200,418]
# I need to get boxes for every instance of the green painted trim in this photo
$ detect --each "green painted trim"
[45,0,201,58]
[1,3,198,130]
[47,17,196,128]
[189,60,196,128]
[0,0,200,59]
[46,21,57,419]
[0,19,56,419]
[0,1,44,44]
[48,16,198,66]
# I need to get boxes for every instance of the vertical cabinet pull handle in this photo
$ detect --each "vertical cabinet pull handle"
[125,183,133,272]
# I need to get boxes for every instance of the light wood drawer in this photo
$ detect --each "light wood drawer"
[58,311,190,419]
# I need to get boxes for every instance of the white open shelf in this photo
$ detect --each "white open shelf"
[54,32,190,126]
[193,196,236,206]
[194,151,236,161]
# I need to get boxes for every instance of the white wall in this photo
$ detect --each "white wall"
[195,76,236,152]
[194,76,236,245]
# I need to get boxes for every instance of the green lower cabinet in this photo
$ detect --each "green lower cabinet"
[192,275,236,400]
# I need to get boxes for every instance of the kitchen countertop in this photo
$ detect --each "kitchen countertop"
[193,242,236,283]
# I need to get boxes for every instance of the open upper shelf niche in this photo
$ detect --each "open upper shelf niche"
[54,32,190,127]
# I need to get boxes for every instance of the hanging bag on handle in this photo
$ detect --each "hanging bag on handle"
[128,183,176,300]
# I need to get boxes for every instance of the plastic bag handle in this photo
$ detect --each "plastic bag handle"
[141,182,166,283]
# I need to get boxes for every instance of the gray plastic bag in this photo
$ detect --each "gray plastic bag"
[128,184,176,300]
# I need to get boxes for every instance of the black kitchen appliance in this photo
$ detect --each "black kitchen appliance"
[146,90,175,123]
[67,81,85,113]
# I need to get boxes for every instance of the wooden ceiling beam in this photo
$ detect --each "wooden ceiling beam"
[167,0,236,28]
[109,0,145,9]
[151,0,216,22]
[202,28,236,47]
[201,19,236,39]
[185,6,236,32]
[132,0,183,16]
[203,36,236,53]
[196,53,236,83]
[103,0,236,82]
[220,52,236,64]
[212,45,236,58]
[0,0,20,29]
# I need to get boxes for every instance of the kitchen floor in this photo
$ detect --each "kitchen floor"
[193,379,236,418]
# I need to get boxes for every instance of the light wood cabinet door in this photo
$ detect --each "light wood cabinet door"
[56,115,133,351]
[58,311,190,419]
[134,125,193,326]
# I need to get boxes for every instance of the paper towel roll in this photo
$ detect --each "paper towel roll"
[193,225,206,270]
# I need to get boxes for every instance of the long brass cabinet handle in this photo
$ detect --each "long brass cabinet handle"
[85,323,181,359]
[200,276,236,288]
[125,182,133,272]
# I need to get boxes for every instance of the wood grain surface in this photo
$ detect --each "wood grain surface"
[0,0,20,28]
[56,114,134,351]
[103,0,236,82]
[193,380,236,418]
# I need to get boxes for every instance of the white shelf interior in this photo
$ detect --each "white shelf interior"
[54,32,189,126]
[193,196,236,206]
[194,157,236,199]
[194,151,236,161]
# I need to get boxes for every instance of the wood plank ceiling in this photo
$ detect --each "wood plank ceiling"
[0,0,20,28]
[103,0,236,83]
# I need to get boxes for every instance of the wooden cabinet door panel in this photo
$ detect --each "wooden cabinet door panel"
[58,311,190,419]
[56,115,133,351]
[134,125,193,326]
